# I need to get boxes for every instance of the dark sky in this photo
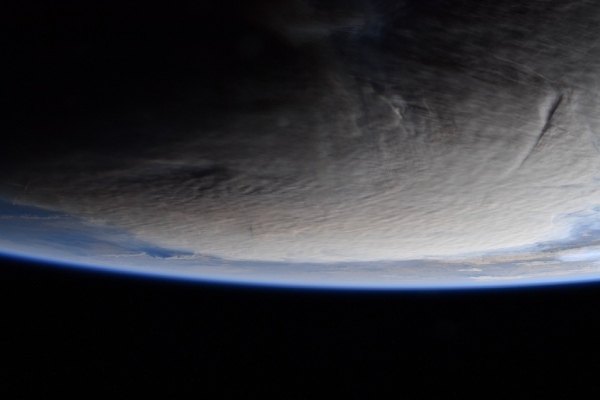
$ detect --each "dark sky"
[1,254,600,396]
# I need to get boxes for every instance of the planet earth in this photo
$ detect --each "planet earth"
[3,0,600,288]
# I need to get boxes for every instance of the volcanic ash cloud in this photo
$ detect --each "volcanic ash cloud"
[4,1,600,262]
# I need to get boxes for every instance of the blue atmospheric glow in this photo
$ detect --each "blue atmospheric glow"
[3,247,600,290]
[3,196,600,291]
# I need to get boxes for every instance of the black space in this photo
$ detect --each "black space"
[2,254,600,396]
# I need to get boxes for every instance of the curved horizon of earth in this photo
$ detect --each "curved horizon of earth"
[2,197,600,289]
[5,1,600,289]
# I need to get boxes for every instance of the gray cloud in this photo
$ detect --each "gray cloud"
[3,1,600,263]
